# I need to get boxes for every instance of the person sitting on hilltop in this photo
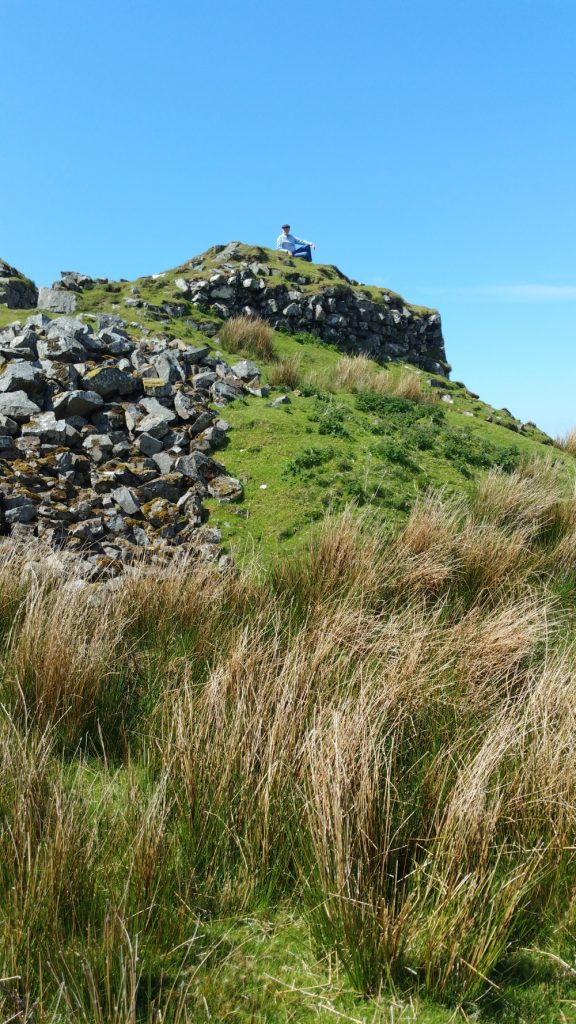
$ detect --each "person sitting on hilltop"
[276,224,316,262]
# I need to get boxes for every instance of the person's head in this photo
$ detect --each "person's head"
[282,224,290,234]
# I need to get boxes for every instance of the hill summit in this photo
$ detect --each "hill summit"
[7,243,449,375]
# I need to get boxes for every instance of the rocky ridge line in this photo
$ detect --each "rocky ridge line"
[35,243,448,376]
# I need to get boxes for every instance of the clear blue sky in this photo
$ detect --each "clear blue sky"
[2,0,575,434]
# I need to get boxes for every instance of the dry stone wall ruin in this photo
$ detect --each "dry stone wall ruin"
[173,243,448,376]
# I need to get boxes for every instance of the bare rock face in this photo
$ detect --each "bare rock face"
[0,312,257,580]
[37,287,78,314]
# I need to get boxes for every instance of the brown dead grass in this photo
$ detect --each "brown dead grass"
[375,367,433,403]
[219,315,277,361]
[331,355,376,392]
[327,356,435,404]
[555,426,576,456]
[269,355,301,389]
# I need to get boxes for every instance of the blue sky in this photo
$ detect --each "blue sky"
[1,0,574,434]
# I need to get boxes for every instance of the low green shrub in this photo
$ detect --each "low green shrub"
[282,446,335,476]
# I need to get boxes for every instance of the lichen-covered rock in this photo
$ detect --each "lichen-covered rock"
[0,361,45,394]
[37,332,88,363]
[0,390,41,421]
[81,366,140,398]
[207,476,243,502]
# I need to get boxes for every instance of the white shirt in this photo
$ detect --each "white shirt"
[276,232,312,253]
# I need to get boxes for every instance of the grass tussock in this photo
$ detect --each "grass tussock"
[269,354,301,389]
[331,354,376,391]
[6,579,131,746]
[1,461,576,1019]
[472,458,575,540]
[322,356,436,405]
[555,425,576,455]
[377,366,433,403]
[219,314,277,361]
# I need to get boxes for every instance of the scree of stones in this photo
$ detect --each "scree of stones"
[0,311,267,581]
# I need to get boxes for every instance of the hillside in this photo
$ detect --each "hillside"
[1,247,576,1024]
[0,243,561,570]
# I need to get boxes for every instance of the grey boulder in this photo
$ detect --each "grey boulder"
[0,390,41,422]
[112,486,141,515]
[0,414,18,435]
[37,333,88,363]
[53,389,104,418]
[4,495,37,523]
[153,350,186,383]
[81,366,139,398]
[0,361,45,394]
[37,287,78,313]
[21,412,81,445]
[138,432,164,456]
[232,359,259,382]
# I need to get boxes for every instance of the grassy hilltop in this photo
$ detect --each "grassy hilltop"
[0,244,560,564]
[1,248,576,1023]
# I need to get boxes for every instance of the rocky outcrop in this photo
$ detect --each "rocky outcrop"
[37,269,109,314]
[0,260,38,309]
[0,312,265,580]
[174,243,448,375]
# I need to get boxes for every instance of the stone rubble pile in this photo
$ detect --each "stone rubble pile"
[0,312,263,579]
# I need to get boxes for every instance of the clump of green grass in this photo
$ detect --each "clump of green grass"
[219,315,277,361]
[283,445,335,477]
[355,390,438,421]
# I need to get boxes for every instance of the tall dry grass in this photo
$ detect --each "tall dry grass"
[6,581,131,745]
[555,425,576,455]
[1,461,576,1018]
[269,354,301,389]
[380,367,433,403]
[323,356,435,404]
[330,354,376,391]
[472,459,572,538]
[219,314,277,361]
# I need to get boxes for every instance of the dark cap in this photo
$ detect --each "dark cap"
[281,223,290,229]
